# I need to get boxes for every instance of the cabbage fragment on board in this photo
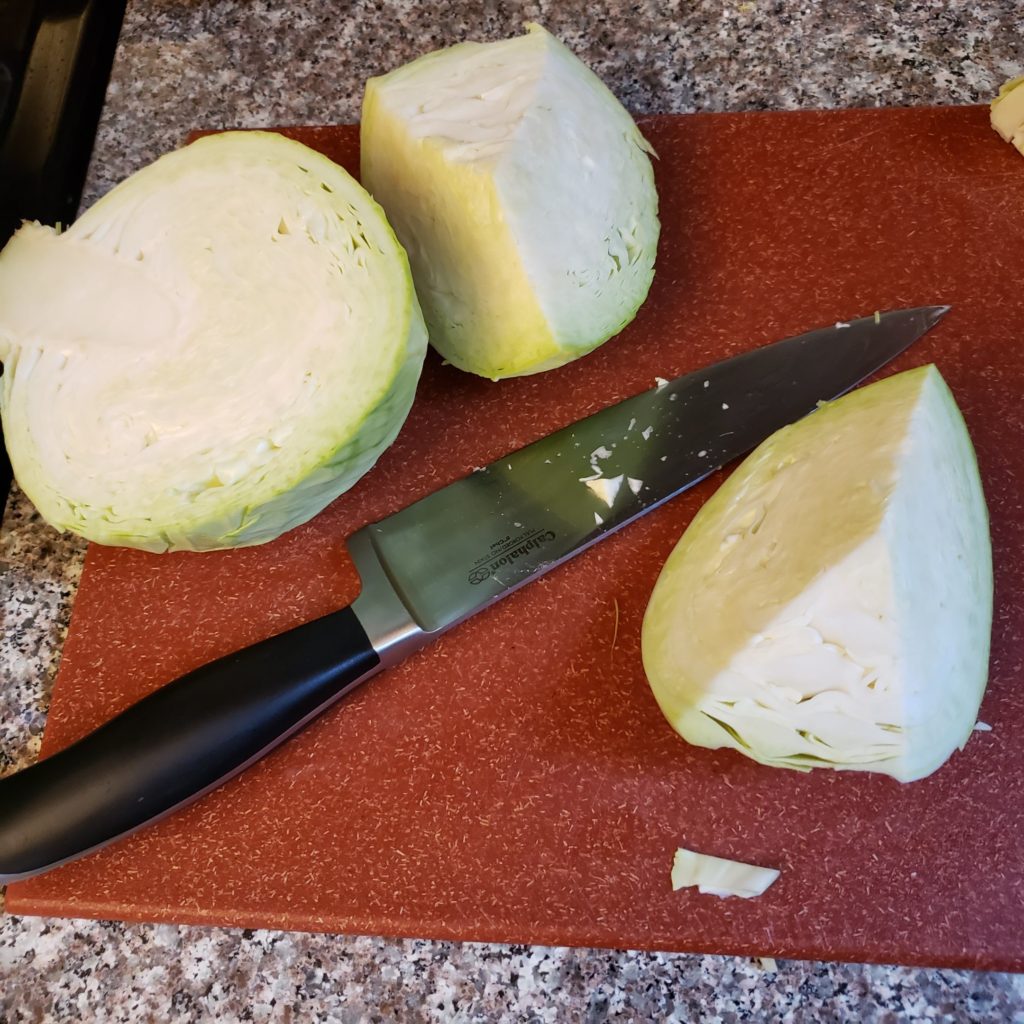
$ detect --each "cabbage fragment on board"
[642,366,993,783]
[671,848,780,899]
[360,23,659,380]
[991,75,1024,156]
[0,131,427,552]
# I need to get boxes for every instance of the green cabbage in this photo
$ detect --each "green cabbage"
[642,366,993,783]
[361,23,659,380]
[0,131,426,552]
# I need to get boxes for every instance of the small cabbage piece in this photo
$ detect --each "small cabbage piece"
[0,131,427,552]
[642,366,993,783]
[671,848,780,899]
[991,75,1024,156]
[360,23,659,380]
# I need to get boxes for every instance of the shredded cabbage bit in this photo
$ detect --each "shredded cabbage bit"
[671,848,780,899]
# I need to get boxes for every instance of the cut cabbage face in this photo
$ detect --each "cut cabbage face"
[642,366,993,783]
[0,131,427,552]
[360,23,659,380]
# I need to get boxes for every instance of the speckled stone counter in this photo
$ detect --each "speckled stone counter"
[2,1,1024,1020]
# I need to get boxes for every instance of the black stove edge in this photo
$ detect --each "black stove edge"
[0,0,128,521]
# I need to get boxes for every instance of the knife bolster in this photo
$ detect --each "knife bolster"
[348,526,431,667]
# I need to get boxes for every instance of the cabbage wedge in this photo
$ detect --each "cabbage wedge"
[0,131,427,552]
[361,23,659,380]
[642,366,992,783]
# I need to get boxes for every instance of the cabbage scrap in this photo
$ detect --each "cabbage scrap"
[671,847,780,899]
[0,131,427,552]
[991,75,1024,156]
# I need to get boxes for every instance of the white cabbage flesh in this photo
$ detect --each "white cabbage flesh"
[671,848,780,899]
[642,366,993,783]
[0,131,427,552]
[360,23,659,380]
[991,75,1024,155]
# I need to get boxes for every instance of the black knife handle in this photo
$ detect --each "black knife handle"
[0,604,380,883]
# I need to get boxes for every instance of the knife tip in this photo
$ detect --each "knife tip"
[924,304,952,325]
[881,304,951,332]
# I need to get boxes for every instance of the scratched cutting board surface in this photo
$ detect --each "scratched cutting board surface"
[8,107,1024,970]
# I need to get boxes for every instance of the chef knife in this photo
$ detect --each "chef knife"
[0,306,948,883]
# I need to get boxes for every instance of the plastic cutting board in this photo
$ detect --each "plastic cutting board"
[7,106,1024,970]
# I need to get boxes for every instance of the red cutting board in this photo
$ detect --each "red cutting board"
[8,107,1024,970]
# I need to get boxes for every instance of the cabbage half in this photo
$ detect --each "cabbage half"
[642,366,993,783]
[0,131,427,552]
[360,23,659,380]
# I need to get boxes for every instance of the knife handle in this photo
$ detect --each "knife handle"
[0,605,380,884]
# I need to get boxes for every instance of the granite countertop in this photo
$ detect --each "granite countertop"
[2,1,1024,1019]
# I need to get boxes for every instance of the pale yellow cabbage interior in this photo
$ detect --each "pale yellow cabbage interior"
[642,366,992,782]
[361,23,659,379]
[0,131,425,551]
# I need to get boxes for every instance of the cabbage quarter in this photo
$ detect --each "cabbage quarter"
[362,23,659,380]
[642,366,993,783]
[0,132,427,552]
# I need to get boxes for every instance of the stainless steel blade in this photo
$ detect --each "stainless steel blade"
[354,306,947,637]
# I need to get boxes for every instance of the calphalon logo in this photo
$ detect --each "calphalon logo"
[468,528,556,585]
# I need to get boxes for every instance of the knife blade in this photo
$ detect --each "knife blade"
[0,306,948,883]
